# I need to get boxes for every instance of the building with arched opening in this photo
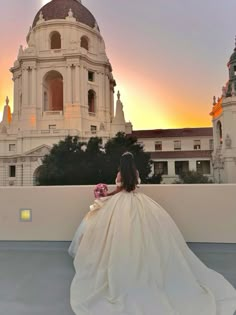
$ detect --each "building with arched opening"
[210,42,236,183]
[0,0,132,186]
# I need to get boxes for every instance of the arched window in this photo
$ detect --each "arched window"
[88,90,96,113]
[81,36,89,50]
[43,71,63,111]
[216,120,223,145]
[50,32,61,49]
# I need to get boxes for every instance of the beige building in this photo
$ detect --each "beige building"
[1,1,236,186]
[210,43,236,183]
[0,0,131,186]
[133,128,213,184]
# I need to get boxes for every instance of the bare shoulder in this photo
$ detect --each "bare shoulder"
[116,172,122,182]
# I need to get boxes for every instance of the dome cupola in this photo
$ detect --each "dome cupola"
[32,0,98,30]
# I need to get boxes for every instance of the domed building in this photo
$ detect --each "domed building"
[210,41,236,183]
[0,0,132,186]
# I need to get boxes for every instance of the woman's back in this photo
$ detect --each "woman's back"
[118,152,139,192]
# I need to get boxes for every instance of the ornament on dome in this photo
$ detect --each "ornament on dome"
[213,96,216,105]
[222,86,227,97]
[1,96,12,125]
[37,11,45,24]
[68,8,74,17]
[93,21,99,31]
[112,91,125,125]
[66,8,76,21]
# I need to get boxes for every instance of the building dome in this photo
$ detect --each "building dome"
[32,0,98,30]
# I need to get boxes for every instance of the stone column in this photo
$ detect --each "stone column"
[66,65,72,104]
[79,64,82,105]
[80,65,87,109]
[168,160,176,177]
[105,74,110,122]
[16,164,23,186]
[98,72,104,111]
[75,64,80,103]
[83,65,87,108]
[13,75,19,117]
[110,84,114,122]
[189,159,197,171]
[32,67,37,106]
[22,67,28,106]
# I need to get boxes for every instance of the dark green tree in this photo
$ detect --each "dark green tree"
[37,136,104,185]
[37,133,152,185]
[80,137,105,184]
[103,132,152,184]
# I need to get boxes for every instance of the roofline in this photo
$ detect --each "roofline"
[130,127,213,138]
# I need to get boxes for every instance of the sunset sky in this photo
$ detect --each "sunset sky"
[0,0,236,130]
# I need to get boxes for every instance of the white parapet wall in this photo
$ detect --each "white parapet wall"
[0,184,236,243]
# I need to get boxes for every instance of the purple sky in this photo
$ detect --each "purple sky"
[0,0,236,129]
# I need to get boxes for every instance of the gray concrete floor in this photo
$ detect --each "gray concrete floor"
[0,242,236,315]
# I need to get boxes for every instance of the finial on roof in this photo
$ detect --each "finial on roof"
[117,91,120,100]
[39,11,44,20]
[213,96,216,105]
[68,8,73,17]
[222,86,227,97]
[6,96,9,106]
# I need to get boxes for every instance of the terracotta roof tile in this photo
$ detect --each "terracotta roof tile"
[132,128,213,139]
[150,150,212,159]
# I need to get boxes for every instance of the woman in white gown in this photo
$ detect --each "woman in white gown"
[70,152,236,315]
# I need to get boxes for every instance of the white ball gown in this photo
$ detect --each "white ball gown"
[70,186,236,315]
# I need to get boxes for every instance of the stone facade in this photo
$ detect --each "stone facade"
[0,0,131,186]
[132,128,213,184]
[210,44,236,183]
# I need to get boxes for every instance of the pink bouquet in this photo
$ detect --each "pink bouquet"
[94,183,108,199]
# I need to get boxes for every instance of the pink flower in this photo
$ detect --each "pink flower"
[94,183,108,198]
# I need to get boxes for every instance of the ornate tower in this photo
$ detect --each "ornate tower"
[0,0,132,186]
[9,0,120,137]
[210,40,236,183]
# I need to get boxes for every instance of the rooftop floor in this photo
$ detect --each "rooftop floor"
[0,242,236,315]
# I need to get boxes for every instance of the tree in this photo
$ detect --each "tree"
[37,136,104,185]
[37,133,152,185]
[176,170,212,184]
[103,132,152,184]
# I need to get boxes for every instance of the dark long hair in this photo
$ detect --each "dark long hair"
[119,152,138,192]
